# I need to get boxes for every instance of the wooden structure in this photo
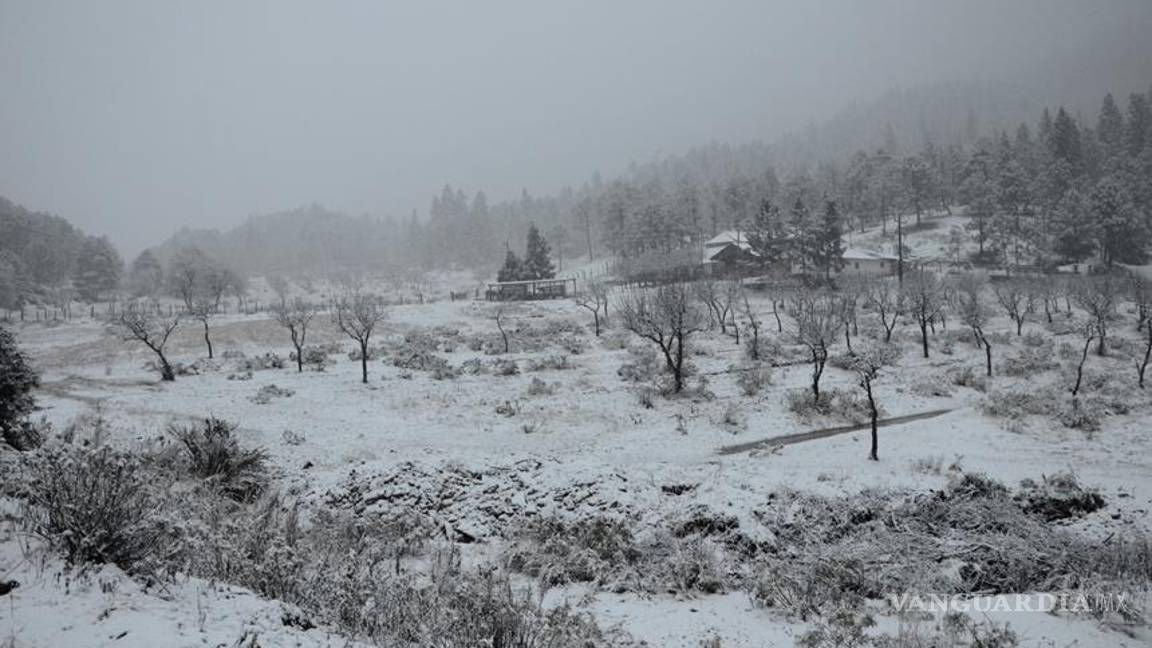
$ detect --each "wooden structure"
[485,278,576,301]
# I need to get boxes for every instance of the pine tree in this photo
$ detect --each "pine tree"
[497,249,523,282]
[522,224,555,280]
[1127,93,1150,157]
[0,324,39,447]
[813,201,845,280]
[1097,93,1126,157]
[1052,188,1096,262]
[73,236,123,302]
[1051,108,1083,173]
[128,250,164,297]
[746,198,786,264]
[787,197,814,274]
[1092,176,1148,266]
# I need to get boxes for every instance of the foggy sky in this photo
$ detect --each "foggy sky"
[2,0,1150,256]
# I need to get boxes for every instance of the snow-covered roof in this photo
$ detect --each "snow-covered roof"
[842,247,897,261]
[704,230,751,248]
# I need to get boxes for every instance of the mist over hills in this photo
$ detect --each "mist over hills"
[142,47,1151,278]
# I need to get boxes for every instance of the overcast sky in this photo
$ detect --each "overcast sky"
[2,0,1150,255]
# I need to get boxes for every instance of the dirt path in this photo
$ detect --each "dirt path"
[717,408,955,455]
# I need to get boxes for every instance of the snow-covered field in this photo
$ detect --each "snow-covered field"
[4,243,1152,647]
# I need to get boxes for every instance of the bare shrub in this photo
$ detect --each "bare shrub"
[168,417,269,501]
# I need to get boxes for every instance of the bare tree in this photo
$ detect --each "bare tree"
[574,279,610,336]
[618,284,706,394]
[837,276,864,353]
[865,278,905,343]
[694,279,738,336]
[992,279,1035,336]
[791,292,841,403]
[1034,275,1063,324]
[492,305,512,354]
[848,343,901,461]
[117,301,179,381]
[739,288,763,361]
[904,270,947,358]
[1070,321,1098,398]
[1130,275,1151,331]
[954,274,994,377]
[334,290,386,384]
[1071,275,1119,356]
[187,295,216,359]
[273,297,316,372]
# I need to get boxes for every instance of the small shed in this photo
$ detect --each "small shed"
[485,278,577,301]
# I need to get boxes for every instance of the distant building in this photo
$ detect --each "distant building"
[791,247,899,278]
[700,228,764,273]
[485,278,576,301]
[839,248,899,277]
[702,230,759,270]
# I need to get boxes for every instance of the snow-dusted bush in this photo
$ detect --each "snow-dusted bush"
[291,344,336,371]
[617,344,661,383]
[946,365,989,392]
[491,357,519,376]
[525,377,557,397]
[251,383,295,404]
[786,388,874,423]
[1021,330,1050,348]
[459,357,487,375]
[981,388,1056,420]
[236,352,286,371]
[168,417,269,501]
[910,374,952,397]
[599,328,631,350]
[526,353,573,372]
[392,348,456,378]
[1002,344,1058,376]
[505,516,732,596]
[734,363,772,396]
[19,444,174,572]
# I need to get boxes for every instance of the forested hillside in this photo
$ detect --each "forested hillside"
[0,196,122,308]
[152,77,1150,281]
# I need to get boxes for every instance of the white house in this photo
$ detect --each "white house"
[840,248,899,277]
[791,247,899,277]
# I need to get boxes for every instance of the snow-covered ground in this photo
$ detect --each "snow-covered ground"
[4,221,1151,647]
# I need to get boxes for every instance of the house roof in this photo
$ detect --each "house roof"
[842,247,897,261]
[704,230,752,248]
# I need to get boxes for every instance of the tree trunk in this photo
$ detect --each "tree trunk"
[360,341,369,384]
[1140,332,1152,389]
[865,380,878,461]
[202,320,213,359]
[295,344,304,372]
[1072,337,1092,397]
[159,354,175,382]
[984,339,993,377]
[920,320,929,358]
